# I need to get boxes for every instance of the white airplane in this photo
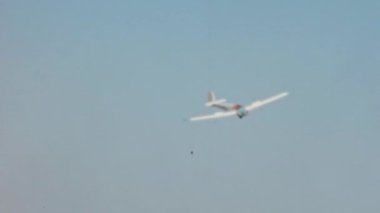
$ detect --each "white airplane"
[189,91,289,121]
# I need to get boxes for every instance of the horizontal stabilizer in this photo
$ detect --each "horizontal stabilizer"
[205,99,227,107]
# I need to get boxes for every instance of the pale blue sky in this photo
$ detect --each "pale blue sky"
[1,0,380,212]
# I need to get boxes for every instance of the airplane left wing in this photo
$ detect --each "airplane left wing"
[245,92,289,111]
[189,111,237,122]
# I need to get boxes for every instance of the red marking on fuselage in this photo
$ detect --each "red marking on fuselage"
[233,104,243,110]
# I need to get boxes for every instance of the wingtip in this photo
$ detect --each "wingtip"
[183,117,194,122]
[279,91,289,97]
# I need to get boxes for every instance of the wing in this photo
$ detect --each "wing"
[245,92,289,111]
[189,111,237,122]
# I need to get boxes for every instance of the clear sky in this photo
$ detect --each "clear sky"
[1,0,379,212]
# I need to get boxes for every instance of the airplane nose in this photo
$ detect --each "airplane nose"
[237,108,248,118]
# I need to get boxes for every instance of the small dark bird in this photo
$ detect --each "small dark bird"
[190,150,194,155]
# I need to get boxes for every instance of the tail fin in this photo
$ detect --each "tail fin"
[205,91,226,107]
[208,91,216,102]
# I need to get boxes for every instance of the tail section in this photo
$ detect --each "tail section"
[205,91,226,107]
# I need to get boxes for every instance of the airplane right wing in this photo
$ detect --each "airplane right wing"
[245,92,289,111]
[189,111,237,122]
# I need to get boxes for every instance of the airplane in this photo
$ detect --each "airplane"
[189,91,289,121]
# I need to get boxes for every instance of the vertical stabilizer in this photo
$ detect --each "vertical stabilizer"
[208,91,216,102]
[205,92,227,107]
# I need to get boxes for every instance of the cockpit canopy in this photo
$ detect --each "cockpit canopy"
[236,107,248,118]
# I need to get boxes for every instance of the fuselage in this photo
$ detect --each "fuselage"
[209,102,249,119]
